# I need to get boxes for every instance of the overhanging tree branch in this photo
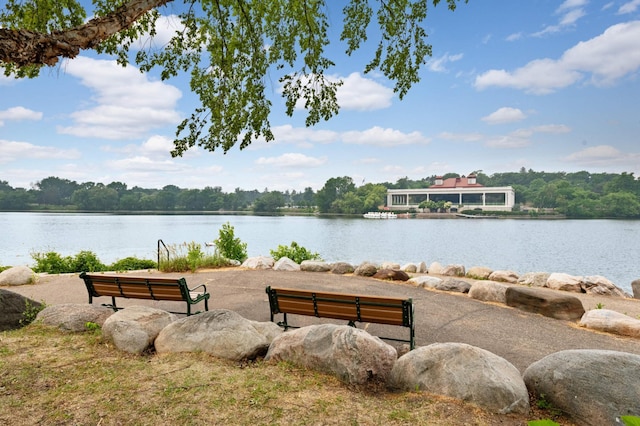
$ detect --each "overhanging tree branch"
[0,0,171,67]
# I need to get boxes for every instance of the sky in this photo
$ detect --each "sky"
[1,0,640,193]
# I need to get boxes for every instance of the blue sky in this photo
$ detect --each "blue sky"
[1,0,639,192]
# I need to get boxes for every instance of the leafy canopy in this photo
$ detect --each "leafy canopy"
[0,0,466,156]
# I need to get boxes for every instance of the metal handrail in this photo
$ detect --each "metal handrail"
[157,239,169,267]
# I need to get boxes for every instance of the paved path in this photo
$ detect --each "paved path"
[6,269,640,372]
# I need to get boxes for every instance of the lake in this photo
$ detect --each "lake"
[1,212,638,293]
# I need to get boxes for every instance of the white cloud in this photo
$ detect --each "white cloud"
[273,125,339,145]
[475,21,640,94]
[107,156,180,172]
[506,32,523,42]
[481,107,527,125]
[619,0,640,14]
[533,0,587,37]
[131,15,186,50]
[565,145,640,169]
[255,153,327,168]
[428,53,464,73]
[437,132,483,142]
[335,72,394,110]
[57,56,182,139]
[342,126,429,147]
[0,106,43,126]
[0,139,80,164]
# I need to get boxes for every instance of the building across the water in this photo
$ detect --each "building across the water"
[386,175,515,212]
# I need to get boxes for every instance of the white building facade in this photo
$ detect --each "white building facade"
[386,175,515,212]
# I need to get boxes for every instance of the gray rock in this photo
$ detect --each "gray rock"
[354,262,378,277]
[468,281,509,304]
[428,261,443,275]
[102,306,177,355]
[416,261,428,273]
[582,275,630,298]
[466,266,493,280]
[300,260,331,272]
[388,342,529,414]
[400,263,417,273]
[547,272,583,293]
[155,309,282,361]
[634,279,640,300]
[579,309,640,338]
[441,264,466,277]
[437,278,471,293]
[505,286,585,320]
[524,349,640,425]
[241,256,275,270]
[488,270,519,284]
[517,272,550,288]
[381,262,401,270]
[0,289,43,331]
[265,324,397,385]
[36,303,113,332]
[0,266,36,286]
[407,276,443,289]
[372,269,410,282]
[273,257,300,271]
[330,262,354,275]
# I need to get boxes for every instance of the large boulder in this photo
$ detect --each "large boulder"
[300,260,331,272]
[400,263,417,273]
[102,306,177,355]
[155,309,282,361]
[388,343,529,414]
[436,278,471,293]
[505,286,585,320]
[330,262,354,275]
[265,324,397,385]
[468,281,509,304]
[517,272,550,288]
[488,270,519,284]
[579,309,640,338]
[380,262,401,270]
[547,272,583,293]
[440,264,465,277]
[372,269,410,282]
[466,266,493,280]
[582,275,630,298]
[633,279,640,300]
[524,349,640,425]
[407,276,443,289]
[273,257,300,271]
[416,261,428,273]
[36,304,113,332]
[0,266,36,286]
[242,256,275,270]
[354,262,378,277]
[428,262,444,275]
[0,289,43,331]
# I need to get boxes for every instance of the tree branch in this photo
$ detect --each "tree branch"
[0,0,171,67]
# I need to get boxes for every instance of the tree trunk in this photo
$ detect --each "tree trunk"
[0,0,171,67]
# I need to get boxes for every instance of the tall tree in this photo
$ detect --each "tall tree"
[1,0,466,156]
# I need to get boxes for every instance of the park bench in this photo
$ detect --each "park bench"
[80,272,210,316]
[265,286,415,350]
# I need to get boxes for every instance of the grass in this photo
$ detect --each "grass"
[0,324,577,426]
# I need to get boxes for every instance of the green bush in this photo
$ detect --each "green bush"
[158,241,234,272]
[269,241,321,264]
[109,257,156,271]
[71,251,106,272]
[31,251,73,274]
[213,222,248,262]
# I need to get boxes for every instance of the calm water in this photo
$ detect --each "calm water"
[1,212,639,293]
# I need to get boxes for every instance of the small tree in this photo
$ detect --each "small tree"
[270,241,321,264]
[213,222,248,263]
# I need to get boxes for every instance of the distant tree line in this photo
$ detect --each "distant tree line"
[1,168,639,218]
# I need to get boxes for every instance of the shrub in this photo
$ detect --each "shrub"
[109,257,157,271]
[213,222,248,262]
[31,251,73,274]
[270,241,321,264]
[71,251,106,272]
[157,242,234,272]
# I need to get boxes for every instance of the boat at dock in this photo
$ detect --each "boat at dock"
[363,212,397,219]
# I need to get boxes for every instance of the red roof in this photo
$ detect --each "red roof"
[434,176,483,188]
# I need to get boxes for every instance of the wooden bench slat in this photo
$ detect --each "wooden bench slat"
[80,272,210,316]
[266,286,415,349]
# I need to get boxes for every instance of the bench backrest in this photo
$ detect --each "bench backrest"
[266,286,413,327]
[80,273,189,302]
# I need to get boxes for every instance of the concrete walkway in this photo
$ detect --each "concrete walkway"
[6,268,640,372]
